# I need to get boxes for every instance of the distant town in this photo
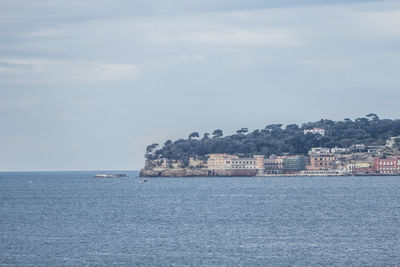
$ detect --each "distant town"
[141,115,400,177]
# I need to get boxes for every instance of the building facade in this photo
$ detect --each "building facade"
[264,155,285,174]
[231,158,257,169]
[353,162,375,174]
[374,158,400,174]
[206,153,263,176]
[284,156,306,173]
[308,153,336,170]
[304,128,325,136]
[386,136,400,148]
[207,153,238,170]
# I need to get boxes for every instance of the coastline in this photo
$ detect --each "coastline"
[140,168,400,178]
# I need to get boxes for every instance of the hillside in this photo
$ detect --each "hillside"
[145,114,400,165]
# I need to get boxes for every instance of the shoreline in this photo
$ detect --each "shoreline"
[140,168,400,178]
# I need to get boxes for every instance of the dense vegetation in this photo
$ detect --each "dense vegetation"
[145,114,400,165]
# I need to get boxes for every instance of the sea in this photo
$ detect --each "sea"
[1,171,399,266]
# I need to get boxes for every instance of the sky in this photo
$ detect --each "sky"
[1,0,400,171]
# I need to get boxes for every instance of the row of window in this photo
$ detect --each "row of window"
[378,167,400,170]
[315,162,333,166]
[313,158,335,161]
[378,161,400,166]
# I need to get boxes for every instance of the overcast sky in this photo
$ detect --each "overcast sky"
[1,0,399,171]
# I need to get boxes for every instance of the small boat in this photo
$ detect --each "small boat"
[139,179,148,183]
[93,174,127,178]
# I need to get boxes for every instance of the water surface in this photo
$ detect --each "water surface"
[1,172,399,266]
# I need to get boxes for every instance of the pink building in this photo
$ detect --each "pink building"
[374,158,400,174]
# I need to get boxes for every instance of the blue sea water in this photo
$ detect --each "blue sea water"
[1,172,400,266]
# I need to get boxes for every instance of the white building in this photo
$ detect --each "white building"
[207,154,264,170]
[309,147,330,154]
[231,158,257,169]
[304,128,325,136]
[386,136,400,148]
[207,154,237,169]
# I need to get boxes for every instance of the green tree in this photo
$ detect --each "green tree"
[366,113,379,121]
[212,129,223,138]
[236,127,248,135]
[188,132,200,139]
[203,133,210,140]
[146,117,400,161]
[145,143,159,160]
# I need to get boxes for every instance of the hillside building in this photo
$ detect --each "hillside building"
[304,128,325,136]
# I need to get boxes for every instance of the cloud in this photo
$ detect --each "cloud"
[0,58,141,83]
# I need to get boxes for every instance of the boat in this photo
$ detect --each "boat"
[93,174,127,178]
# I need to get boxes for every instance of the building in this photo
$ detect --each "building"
[264,155,285,174]
[207,153,238,170]
[254,155,265,170]
[386,136,400,148]
[346,164,355,173]
[309,147,331,154]
[189,157,203,168]
[284,156,306,173]
[367,146,386,153]
[231,158,257,169]
[350,144,366,152]
[207,153,261,176]
[330,147,349,154]
[304,128,325,136]
[308,153,336,170]
[353,162,375,174]
[374,157,400,174]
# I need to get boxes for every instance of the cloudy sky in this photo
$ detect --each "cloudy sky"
[1,0,400,171]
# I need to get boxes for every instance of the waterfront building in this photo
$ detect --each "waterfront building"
[207,153,261,170]
[353,162,375,174]
[284,156,306,173]
[207,154,238,170]
[231,158,257,169]
[346,164,355,173]
[308,153,336,170]
[374,157,400,174]
[304,128,325,136]
[171,161,182,169]
[264,155,285,174]
[254,155,265,169]
[189,157,203,168]
[161,158,168,168]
